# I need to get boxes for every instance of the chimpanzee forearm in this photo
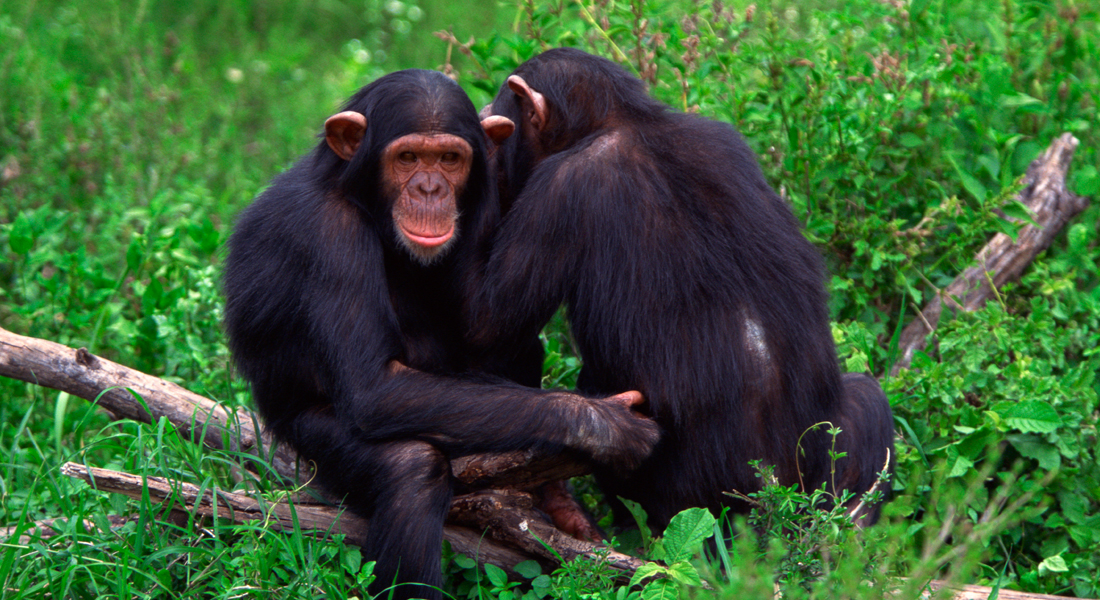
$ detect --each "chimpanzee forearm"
[337,369,656,470]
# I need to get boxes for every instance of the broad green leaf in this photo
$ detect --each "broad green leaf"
[1003,400,1062,433]
[1074,164,1099,196]
[949,156,987,203]
[1006,434,1061,470]
[661,508,715,563]
[947,453,974,478]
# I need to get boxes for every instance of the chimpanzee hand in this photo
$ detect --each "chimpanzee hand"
[568,391,660,471]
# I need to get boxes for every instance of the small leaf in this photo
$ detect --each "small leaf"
[641,579,678,600]
[666,562,703,587]
[126,236,144,272]
[619,497,653,544]
[484,563,508,587]
[453,554,476,569]
[1000,94,1043,109]
[1000,200,1038,227]
[898,132,924,148]
[9,213,34,254]
[629,562,667,588]
[1038,555,1069,574]
[512,560,541,580]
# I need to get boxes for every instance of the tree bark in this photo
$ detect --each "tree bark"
[0,325,588,490]
[892,133,1088,375]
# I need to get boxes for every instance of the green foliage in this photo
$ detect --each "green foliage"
[2,0,1099,597]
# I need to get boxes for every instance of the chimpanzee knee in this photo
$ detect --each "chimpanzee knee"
[832,372,895,523]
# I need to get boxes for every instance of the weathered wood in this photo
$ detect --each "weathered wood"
[0,327,258,449]
[893,133,1088,374]
[920,580,1089,600]
[0,325,589,489]
[448,489,647,578]
[0,514,132,545]
[56,462,589,576]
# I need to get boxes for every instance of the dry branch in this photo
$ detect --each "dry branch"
[893,133,1088,374]
[0,325,613,577]
[58,462,540,573]
[920,580,1088,600]
[0,325,587,490]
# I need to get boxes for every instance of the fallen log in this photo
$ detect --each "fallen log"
[0,325,587,491]
[893,133,1088,374]
[921,580,1087,600]
[0,324,610,578]
[58,462,543,574]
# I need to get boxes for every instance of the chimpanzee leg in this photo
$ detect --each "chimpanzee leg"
[288,413,454,600]
[360,440,454,600]
[831,372,895,524]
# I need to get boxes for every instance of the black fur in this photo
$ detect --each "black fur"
[469,49,895,530]
[223,69,659,600]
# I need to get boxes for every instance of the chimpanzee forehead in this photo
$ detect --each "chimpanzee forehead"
[383,133,473,157]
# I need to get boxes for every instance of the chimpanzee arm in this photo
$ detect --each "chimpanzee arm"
[303,204,655,468]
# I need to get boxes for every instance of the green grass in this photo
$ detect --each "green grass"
[2,0,1099,598]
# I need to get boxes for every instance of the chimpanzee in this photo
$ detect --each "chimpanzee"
[222,69,660,600]
[467,48,895,531]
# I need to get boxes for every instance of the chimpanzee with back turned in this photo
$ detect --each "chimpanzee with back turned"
[467,48,895,531]
[222,69,659,600]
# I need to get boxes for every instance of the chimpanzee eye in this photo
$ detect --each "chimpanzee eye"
[440,152,459,164]
[398,152,417,164]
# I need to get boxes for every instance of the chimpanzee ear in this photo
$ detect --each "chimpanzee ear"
[506,75,548,133]
[324,111,368,161]
[481,115,515,147]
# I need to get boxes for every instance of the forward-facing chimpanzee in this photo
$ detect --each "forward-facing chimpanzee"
[467,48,895,531]
[222,69,659,600]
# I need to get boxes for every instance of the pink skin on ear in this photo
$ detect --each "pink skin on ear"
[506,75,548,132]
[607,390,645,409]
[481,115,515,146]
[324,111,368,161]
